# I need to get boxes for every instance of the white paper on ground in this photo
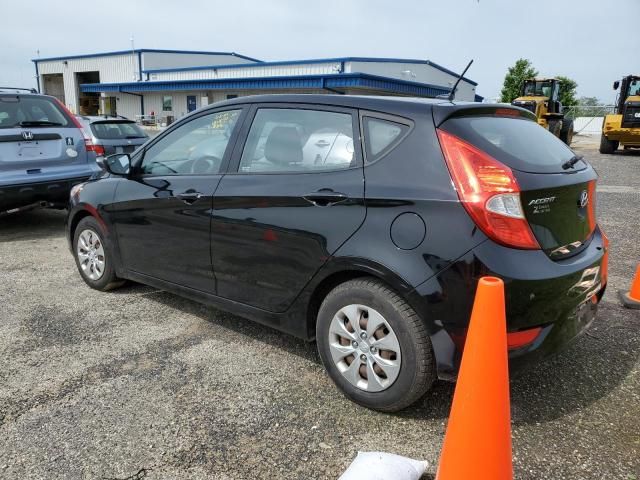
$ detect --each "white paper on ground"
[338,451,429,480]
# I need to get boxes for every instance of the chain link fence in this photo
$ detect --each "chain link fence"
[563,105,616,119]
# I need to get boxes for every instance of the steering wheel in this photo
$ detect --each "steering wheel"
[190,155,222,174]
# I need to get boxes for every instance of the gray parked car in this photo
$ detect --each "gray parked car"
[76,115,149,163]
[0,88,100,214]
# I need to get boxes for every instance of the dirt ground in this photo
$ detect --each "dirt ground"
[0,141,638,479]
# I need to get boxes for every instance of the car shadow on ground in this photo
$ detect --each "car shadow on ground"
[118,283,639,426]
[113,281,322,366]
[0,208,67,241]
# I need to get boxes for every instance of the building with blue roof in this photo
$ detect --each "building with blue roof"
[33,49,482,121]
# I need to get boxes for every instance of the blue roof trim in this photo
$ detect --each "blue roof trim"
[142,56,477,86]
[80,73,451,97]
[32,49,262,63]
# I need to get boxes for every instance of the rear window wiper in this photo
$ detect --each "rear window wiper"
[18,120,64,127]
[125,135,146,139]
[562,154,584,170]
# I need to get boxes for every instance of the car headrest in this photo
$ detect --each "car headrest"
[264,126,302,166]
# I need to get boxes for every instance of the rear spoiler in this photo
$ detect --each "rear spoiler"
[432,103,536,127]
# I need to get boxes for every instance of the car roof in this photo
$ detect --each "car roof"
[76,115,133,123]
[0,87,38,95]
[200,94,521,124]
[210,94,470,112]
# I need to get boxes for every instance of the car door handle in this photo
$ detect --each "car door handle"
[176,191,204,204]
[303,190,348,207]
[315,140,331,147]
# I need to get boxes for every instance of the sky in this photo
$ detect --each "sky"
[1,0,638,103]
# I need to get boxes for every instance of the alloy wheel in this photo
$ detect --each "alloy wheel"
[328,304,401,392]
[77,229,106,281]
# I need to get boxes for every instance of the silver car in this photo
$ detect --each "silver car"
[76,115,149,162]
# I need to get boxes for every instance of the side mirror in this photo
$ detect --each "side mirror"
[104,153,131,176]
[613,81,620,90]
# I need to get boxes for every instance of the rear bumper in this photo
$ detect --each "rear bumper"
[416,227,607,380]
[0,176,91,212]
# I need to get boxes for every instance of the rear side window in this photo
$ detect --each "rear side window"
[441,116,577,173]
[362,117,410,163]
[239,108,356,173]
[0,95,70,129]
[90,121,147,140]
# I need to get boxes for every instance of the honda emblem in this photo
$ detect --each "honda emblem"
[22,131,34,141]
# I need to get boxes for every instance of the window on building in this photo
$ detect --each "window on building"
[140,109,241,175]
[238,108,356,173]
[162,96,173,112]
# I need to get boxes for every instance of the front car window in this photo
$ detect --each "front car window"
[140,109,241,175]
[0,95,70,128]
[239,108,356,173]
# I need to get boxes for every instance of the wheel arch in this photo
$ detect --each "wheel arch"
[68,208,94,240]
[303,258,428,339]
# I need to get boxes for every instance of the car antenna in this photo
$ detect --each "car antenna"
[445,59,474,102]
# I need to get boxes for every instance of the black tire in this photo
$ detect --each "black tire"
[72,216,125,291]
[316,278,436,412]
[599,134,619,154]
[559,119,574,145]
[547,119,562,138]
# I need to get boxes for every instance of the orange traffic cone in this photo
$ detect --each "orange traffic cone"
[619,264,640,309]
[436,276,512,480]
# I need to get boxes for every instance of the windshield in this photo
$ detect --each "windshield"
[90,121,147,140]
[523,80,553,97]
[626,79,640,97]
[440,116,578,174]
[0,95,70,129]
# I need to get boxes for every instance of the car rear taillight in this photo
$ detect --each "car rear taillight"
[85,140,105,157]
[436,129,539,250]
[53,98,86,130]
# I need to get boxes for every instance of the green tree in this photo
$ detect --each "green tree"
[577,96,602,106]
[500,59,538,103]
[556,76,578,107]
[574,96,606,117]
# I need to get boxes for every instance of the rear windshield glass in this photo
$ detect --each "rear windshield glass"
[90,121,147,140]
[440,116,579,173]
[0,95,70,129]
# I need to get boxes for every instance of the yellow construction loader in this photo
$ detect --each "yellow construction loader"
[511,78,573,145]
[600,75,640,153]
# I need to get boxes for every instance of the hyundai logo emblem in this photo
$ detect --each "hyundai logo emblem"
[22,131,34,141]
[579,190,589,208]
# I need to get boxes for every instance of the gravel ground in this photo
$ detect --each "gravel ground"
[0,142,638,479]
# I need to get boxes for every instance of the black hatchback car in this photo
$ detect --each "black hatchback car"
[66,95,607,412]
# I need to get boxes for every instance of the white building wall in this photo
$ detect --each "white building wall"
[346,61,477,101]
[148,62,341,82]
[142,52,256,70]
[37,54,138,113]
[113,94,142,120]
